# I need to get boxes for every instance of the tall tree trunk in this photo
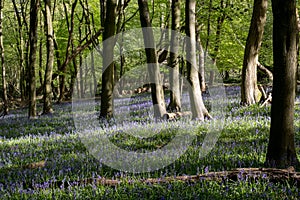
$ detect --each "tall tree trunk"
[58,0,78,103]
[167,0,181,112]
[100,0,106,27]
[28,0,39,118]
[196,24,206,92]
[185,0,210,120]
[0,0,8,115]
[12,0,26,101]
[38,12,43,88]
[209,0,226,86]
[42,0,54,114]
[100,0,117,119]
[138,0,167,118]
[90,49,97,96]
[204,0,212,62]
[79,25,84,99]
[265,0,299,168]
[241,0,268,105]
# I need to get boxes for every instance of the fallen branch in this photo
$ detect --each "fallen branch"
[26,167,300,190]
[260,93,272,107]
[257,62,273,82]
[258,85,267,101]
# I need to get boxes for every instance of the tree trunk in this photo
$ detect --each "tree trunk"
[58,0,78,103]
[12,0,26,101]
[38,14,43,88]
[265,0,299,168]
[100,0,117,119]
[185,0,209,120]
[241,0,268,105]
[204,0,212,58]
[196,24,206,92]
[138,0,167,118]
[90,50,97,97]
[42,0,54,114]
[0,0,8,115]
[167,0,181,112]
[28,0,39,119]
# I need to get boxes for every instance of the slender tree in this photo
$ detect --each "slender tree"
[12,0,27,101]
[185,0,210,120]
[100,0,117,118]
[138,0,167,118]
[0,0,8,115]
[58,0,78,102]
[196,23,206,92]
[167,0,181,112]
[28,0,40,118]
[241,0,268,105]
[265,0,299,168]
[42,0,54,114]
[209,0,227,86]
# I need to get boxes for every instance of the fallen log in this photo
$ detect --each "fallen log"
[27,167,300,189]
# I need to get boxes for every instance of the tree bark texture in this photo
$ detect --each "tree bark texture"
[167,0,181,112]
[0,0,8,115]
[185,0,209,120]
[100,0,117,119]
[196,24,206,92]
[28,0,39,118]
[138,0,166,118]
[241,0,268,105]
[42,0,54,114]
[266,0,299,168]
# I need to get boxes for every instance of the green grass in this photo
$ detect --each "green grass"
[0,90,299,199]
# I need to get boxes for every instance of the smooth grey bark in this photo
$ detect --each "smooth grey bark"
[42,0,54,114]
[185,0,210,120]
[167,0,181,112]
[100,0,117,119]
[241,0,268,105]
[265,0,299,168]
[138,0,167,118]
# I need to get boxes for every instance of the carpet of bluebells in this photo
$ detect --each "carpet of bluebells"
[0,86,299,199]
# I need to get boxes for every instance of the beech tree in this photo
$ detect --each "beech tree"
[265,0,299,168]
[42,0,54,114]
[167,0,181,112]
[0,0,8,115]
[185,0,210,120]
[100,0,117,118]
[28,0,39,119]
[241,0,268,105]
[196,24,206,92]
[138,0,167,118]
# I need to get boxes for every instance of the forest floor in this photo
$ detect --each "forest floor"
[0,86,300,199]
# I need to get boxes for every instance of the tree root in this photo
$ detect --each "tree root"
[163,111,192,120]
